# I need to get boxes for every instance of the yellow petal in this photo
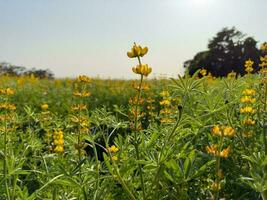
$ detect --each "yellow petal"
[141,47,148,56]
[127,51,135,58]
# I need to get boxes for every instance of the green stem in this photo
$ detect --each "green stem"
[263,82,267,154]
[132,56,146,199]
[4,111,10,200]
[214,136,224,200]
[92,140,100,200]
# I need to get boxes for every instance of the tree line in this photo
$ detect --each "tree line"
[184,27,266,77]
[0,62,54,79]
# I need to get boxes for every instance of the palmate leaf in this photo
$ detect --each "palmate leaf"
[240,152,267,193]
[164,151,215,184]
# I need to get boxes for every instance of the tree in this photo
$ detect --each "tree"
[0,62,54,79]
[184,27,261,77]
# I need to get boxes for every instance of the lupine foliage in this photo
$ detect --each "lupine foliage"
[0,43,267,200]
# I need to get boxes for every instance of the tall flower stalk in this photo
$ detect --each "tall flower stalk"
[127,43,152,199]
[0,88,16,200]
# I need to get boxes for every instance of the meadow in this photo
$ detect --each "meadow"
[0,44,267,200]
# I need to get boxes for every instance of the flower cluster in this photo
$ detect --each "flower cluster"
[260,42,267,51]
[200,68,207,76]
[227,71,237,79]
[53,129,64,153]
[259,50,267,84]
[107,145,119,161]
[244,59,254,74]
[0,103,16,111]
[132,64,152,77]
[159,90,178,124]
[240,88,257,137]
[70,75,91,157]
[76,75,92,84]
[127,43,148,58]
[128,43,152,77]
[0,88,15,95]
[206,145,231,158]
[211,125,235,137]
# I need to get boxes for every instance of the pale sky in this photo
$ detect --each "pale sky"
[0,0,266,78]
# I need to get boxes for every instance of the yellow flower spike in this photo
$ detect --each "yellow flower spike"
[244,59,254,73]
[53,129,64,153]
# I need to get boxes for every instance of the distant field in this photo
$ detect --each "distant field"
[0,72,266,199]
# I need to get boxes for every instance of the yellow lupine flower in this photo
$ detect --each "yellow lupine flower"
[127,44,148,58]
[0,103,16,111]
[73,91,91,97]
[200,68,207,76]
[54,146,64,153]
[41,104,49,110]
[206,145,231,158]
[243,118,256,125]
[159,99,171,106]
[211,125,221,136]
[240,106,255,113]
[223,126,235,137]
[76,75,91,83]
[160,108,172,114]
[53,129,64,153]
[160,118,174,123]
[107,145,119,153]
[245,59,254,68]
[206,145,218,155]
[219,146,231,158]
[160,91,170,97]
[242,89,256,96]
[245,66,253,73]
[240,96,256,103]
[244,59,254,73]
[111,156,118,161]
[0,88,15,95]
[260,42,267,51]
[71,104,87,111]
[227,71,236,79]
[259,56,267,68]
[132,64,152,77]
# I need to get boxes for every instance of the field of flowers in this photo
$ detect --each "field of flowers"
[0,44,267,200]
